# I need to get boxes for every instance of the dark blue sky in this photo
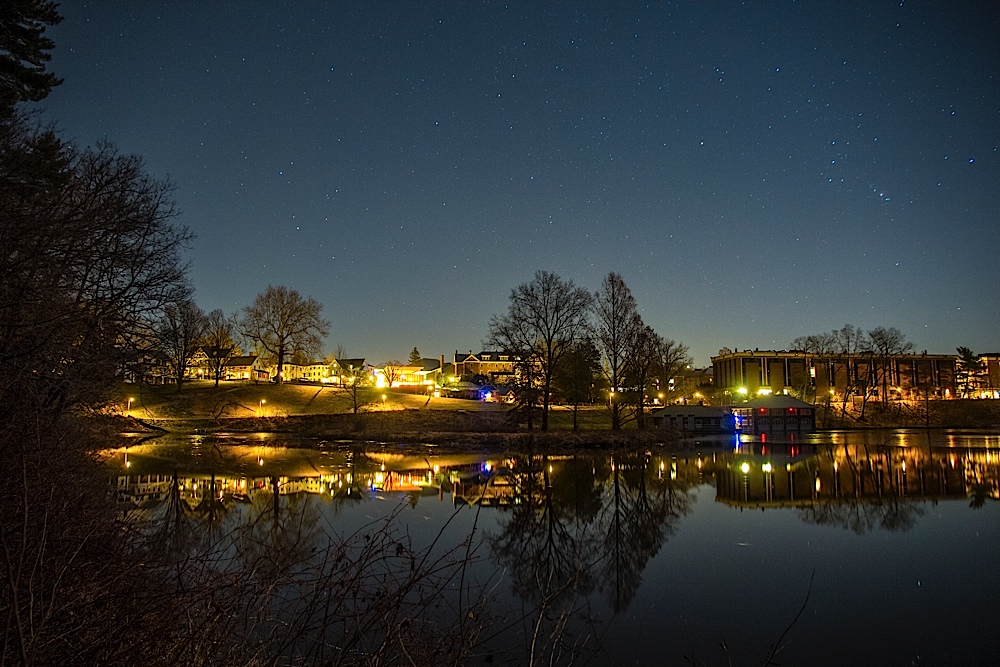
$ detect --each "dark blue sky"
[40,1,998,365]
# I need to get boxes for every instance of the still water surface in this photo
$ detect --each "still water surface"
[104,430,1000,666]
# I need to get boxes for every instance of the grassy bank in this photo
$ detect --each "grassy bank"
[104,381,1000,443]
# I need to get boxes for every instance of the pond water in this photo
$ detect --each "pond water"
[103,430,1000,666]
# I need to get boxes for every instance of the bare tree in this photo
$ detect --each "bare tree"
[791,332,837,355]
[592,273,639,430]
[867,326,914,407]
[239,285,330,384]
[1,118,191,415]
[625,318,661,429]
[488,271,593,431]
[789,332,836,400]
[201,309,238,387]
[1,103,193,664]
[156,298,208,391]
[381,360,404,387]
[656,338,691,403]
[832,324,866,417]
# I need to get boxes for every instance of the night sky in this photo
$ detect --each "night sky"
[39,1,998,366]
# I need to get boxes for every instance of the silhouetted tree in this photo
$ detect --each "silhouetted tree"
[867,326,913,410]
[625,318,661,429]
[201,309,238,386]
[956,346,984,398]
[239,285,330,384]
[553,337,601,429]
[157,298,208,391]
[381,360,404,387]
[656,337,691,403]
[488,271,592,431]
[0,0,62,111]
[593,272,639,430]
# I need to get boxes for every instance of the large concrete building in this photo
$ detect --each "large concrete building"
[711,348,958,402]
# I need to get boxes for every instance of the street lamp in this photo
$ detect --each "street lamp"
[381,394,387,409]
[259,399,266,415]
[127,397,134,413]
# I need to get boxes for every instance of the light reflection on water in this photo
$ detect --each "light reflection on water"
[103,431,1000,666]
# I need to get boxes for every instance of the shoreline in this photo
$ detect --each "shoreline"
[98,410,1000,450]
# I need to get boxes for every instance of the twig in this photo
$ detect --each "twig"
[761,568,815,665]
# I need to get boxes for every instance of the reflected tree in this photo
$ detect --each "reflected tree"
[489,452,603,664]
[596,452,692,611]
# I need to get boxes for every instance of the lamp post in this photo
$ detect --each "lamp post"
[381,394,387,409]
[127,397,134,413]
[259,399,265,415]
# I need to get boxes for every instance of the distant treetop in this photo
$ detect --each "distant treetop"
[0,0,63,111]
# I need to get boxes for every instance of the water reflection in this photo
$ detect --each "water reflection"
[105,432,1000,665]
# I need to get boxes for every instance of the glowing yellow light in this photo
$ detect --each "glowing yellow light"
[484,461,492,472]
[762,462,772,473]
[815,477,822,492]
[433,464,440,473]
[740,462,750,474]
[738,387,748,395]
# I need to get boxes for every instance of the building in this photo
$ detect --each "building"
[223,355,268,381]
[453,350,521,383]
[972,353,1000,399]
[712,349,958,402]
[332,358,372,386]
[651,405,736,433]
[730,395,816,434]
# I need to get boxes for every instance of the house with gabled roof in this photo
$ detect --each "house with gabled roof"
[454,350,521,383]
[224,355,268,382]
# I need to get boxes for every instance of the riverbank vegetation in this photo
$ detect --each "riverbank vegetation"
[108,380,1000,440]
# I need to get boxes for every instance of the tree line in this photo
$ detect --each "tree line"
[156,285,329,390]
[488,270,691,432]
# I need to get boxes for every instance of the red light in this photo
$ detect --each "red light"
[759,408,767,414]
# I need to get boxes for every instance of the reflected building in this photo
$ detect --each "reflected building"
[716,442,1000,509]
